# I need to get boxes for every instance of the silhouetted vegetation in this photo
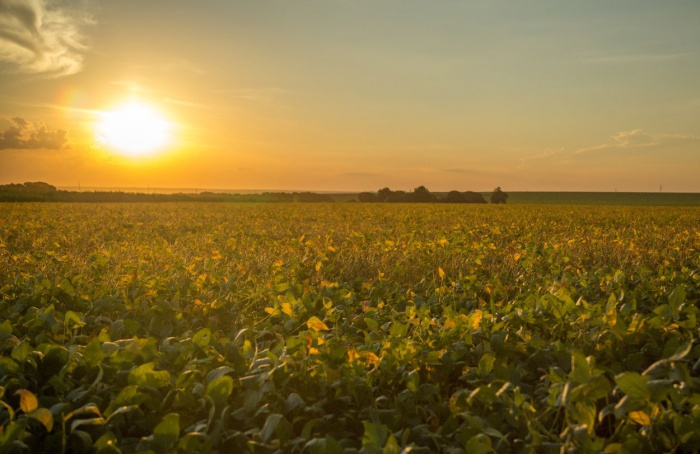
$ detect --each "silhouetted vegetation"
[0,182,333,203]
[490,186,509,204]
[357,186,487,203]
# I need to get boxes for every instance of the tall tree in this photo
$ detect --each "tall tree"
[490,187,509,204]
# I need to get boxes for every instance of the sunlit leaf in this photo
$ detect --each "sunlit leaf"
[28,407,53,432]
[15,389,38,413]
[128,362,171,388]
[307,316,329,332]
[628,411,652,426]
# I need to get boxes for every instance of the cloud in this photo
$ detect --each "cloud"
[0,117,68,150]
[0,0,92,76]
[575,129,666,154]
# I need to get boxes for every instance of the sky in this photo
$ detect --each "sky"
[1,0,699,192]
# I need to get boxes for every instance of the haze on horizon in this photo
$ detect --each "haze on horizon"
[1,0,699,193]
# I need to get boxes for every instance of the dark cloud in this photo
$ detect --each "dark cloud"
[0,117,68,150]
[0,0,91,76]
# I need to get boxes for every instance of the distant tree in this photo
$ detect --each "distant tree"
[444,190,466,203]
[377,187,393,202]
[464,191,487,204]
[490,187,509,204]
[410,185,437,203]
[386,190,407,203]
[357,192,378,202]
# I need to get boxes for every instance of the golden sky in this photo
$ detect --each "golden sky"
[1,1,699,192]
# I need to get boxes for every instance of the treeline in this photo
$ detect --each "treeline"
[357,186,508,203]
[0,182,509,204]
[0,182,333,203]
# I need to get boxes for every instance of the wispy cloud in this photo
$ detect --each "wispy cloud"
[569,129,700,157]
[576,129,662,154]
[0,117,68,150]
[0,0,92,76]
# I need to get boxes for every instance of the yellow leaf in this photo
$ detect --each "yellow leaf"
[438,268,445,280]
[437,239,448,247]
[29,407,54,432]
[513,252,522,262]
[307,316,329,331]
[281,302,294,316]
[468,310,483,330]
[629,411,651,426]
[362,352,380,365]
[315,261,323,271]
[16,389,38,413]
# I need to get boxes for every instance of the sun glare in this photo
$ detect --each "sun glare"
[96,101,172,156]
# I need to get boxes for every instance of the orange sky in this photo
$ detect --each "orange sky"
[1,1,699,192]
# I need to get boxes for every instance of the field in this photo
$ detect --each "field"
[327,192,700,206]
[1,203,699,453]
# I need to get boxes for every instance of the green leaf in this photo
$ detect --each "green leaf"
[128,362,171,388]
[42,346,69,378]
[466,433,493,454]
[304,436,342,454]
[362,421,388,454]
[84,338,105,367]
[260,413,291,443]
[0,420,27,446]
[94,432,120,452]
[615,372,650,400]
[206,375,233,407]
[382,432,401,454]
[205,366,234,383]
[105,405,139,423]
[192,328,211,348]
[11,341,32,362]
[71,417,106,432]
[0,320,12,340]
[668,285,685,317]
[570,351,590,383]
[478,352,496,376]
[64,310,85,329]
[153,413,180,454]
[389,322,408,338]
[177,433,211,454]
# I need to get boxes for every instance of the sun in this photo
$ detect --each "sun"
[96,101,172,156]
